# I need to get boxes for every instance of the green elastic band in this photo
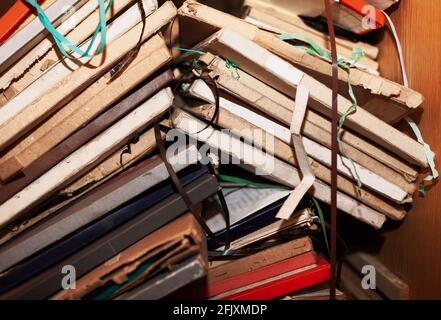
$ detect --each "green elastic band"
[225,58,240,79]
[25,0,112,58]
[176,47,206,70]
[312,197,330,256]
[176,48,240,79]
[218,174,289,190]
[418,182,426,196]
[277,33,365,187]
[337,75,363,187]
[405,116,438,181]
[176,48,206,55]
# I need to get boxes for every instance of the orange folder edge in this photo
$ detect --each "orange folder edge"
[0,0,45,44]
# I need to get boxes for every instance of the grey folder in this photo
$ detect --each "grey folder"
[0,146,198,274]
[115,254,207,300]
[1,173,219,300]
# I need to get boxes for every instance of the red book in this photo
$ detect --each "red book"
[212,253,330,300]
[337,0,386,34]
[0,0,45,44]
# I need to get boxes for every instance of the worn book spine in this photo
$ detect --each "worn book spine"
[253,30,422,122]
[0,145,197,277]
[172,109,386,228]
[192,28,427,167]
[187,78,412,205]
[178,0,423,123]
[187,103,406,220]
[0,70,172,203]
[61,123,163,196]
[243,0,379,59]
[0,145,199,276]
[244,6,379,72]
[199,54,418,187]
[0,36,172,182]
[0,88,173,228]
[0,0,159,130]
[52,213,203,300]
[114,254,208,300]
[0,175,219,300]
[209,237,313,283]
[0,1,177,152]
[0,0,90,74]
[0,0,136,94]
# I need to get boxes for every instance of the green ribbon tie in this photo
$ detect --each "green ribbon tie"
[277,33,365,187]
[25,0,112,59]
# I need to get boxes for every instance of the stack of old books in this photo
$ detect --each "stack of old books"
[0,0,213,300]
[0,0,432,300]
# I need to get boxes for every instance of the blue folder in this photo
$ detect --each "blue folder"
[0,164,208,293]
[206,196,288,250]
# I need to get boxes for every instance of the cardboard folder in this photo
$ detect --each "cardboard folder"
[0,145,199,274]
[0,172,219,299]
[115,254,208,300]
[52,213,206,300]
[0,163,209,293]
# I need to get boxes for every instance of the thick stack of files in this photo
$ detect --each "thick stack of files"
[0,1,218,300]
[167,236,330,300]
[0,0,434,300]
[52,213,207,300]
[173,0,431,229]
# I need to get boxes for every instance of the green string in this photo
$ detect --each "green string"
[176,48,241,79]
[311,197,330,257]
[218,174,290,190]
[176,48,206,55]
[405,115,438,195]
[225,58,240,80]
[405,116,439,180]
[25,0,112,58]
[277,33,364,187]
[337,73,363,187]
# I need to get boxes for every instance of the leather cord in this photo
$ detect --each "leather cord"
[196,71,221,134]
[154,123,215,238]
[109,0,146,81]
[323,0,339,301]
[168,56,232,249]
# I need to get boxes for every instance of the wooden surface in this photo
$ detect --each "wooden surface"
[363,0,441,299]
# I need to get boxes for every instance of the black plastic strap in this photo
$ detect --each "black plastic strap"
[109,0,146,81]
[154,123,215,238]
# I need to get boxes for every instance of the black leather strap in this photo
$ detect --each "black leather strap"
[109,0,146,81]
[324,0,339,301]
[154,123,215,238]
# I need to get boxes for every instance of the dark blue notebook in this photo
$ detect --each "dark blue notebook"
[1,173,219,299]
[0,163,208,293]
[206,196,288,250]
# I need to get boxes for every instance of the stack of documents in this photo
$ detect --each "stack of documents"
[0,0,216,300]
[0,0,433,300]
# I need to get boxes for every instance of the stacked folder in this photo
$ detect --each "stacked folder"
[0,0,433,300]
[0,0,216,299]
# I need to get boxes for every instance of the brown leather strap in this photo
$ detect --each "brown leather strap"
[109,0,147,81]
[196,71,221,134]
[154,123,215,238]
[323,0,339,301]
